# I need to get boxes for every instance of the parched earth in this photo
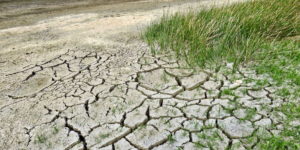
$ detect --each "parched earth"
[1,43,289,150]
[0,0,294,150]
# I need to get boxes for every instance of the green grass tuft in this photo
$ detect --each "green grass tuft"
[144,0,299,65]
[144,0,299,85]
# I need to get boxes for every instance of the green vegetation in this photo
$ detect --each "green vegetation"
[35,134,47,144]
[96,133,110,143]
[144,0,300,149]
[52,126,60,135]
[167,134,176,143]
[144,0,299,85]
[222,89,235,96]
[258,102,300,149]
[99,133,110,139]
[241,108,257,121]
[34,133,52,148]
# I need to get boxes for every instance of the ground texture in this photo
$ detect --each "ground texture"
[0,0,297,149]
[1,42,294,149]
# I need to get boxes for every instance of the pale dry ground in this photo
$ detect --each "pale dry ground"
[1,0,293,149]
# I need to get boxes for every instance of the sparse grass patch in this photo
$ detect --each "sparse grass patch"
[167,134,176,143]
[276,88,291,97]
[259,136,300,150]
[52,126,59,135]
[255,79,269,87]
[240,108,256,121]
[96,133,111,143]
[35,134,47,144]
[99,133,110,139]
[257,102,300,149]
[222,89,235,96]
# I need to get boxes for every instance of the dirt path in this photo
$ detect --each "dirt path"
[0,0,290,149]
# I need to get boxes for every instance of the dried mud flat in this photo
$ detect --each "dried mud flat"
[0,0,295,149]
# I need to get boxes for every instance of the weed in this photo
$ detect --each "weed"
[244,78,255,84]
[259,136,300,150]
[241,108,257,121]
[111,107,116,114]
[256,79,269,87]
[138,124,147,130]
[35,134,47,144]
[176,147,184,150]
[181,130,189,137]
[171,86,178,90]
[52,126,59,135]
[193,121,201,130]
[194,142,206,149]
[222,89,235,96]
[276,88,291,97]
[96,133,110,143]
[138,74,144,80]
[99,133,110,139]
[161,71,169,83]
[167,134,176,143]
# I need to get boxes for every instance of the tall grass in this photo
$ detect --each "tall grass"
[144,0,300,149]
[144,0,299,67]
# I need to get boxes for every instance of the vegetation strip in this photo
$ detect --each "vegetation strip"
[144,0,300,149]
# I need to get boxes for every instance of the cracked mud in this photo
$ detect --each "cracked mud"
[0,0,294,150]
[1,45,292,149]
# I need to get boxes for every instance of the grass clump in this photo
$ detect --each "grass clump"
[35,134,47,144]
[144,0,299,84]
[144,0,300,149]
